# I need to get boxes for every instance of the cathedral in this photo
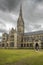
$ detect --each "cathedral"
[0,5,43,49]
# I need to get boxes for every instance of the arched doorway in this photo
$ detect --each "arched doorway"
[34,40,41,49]
[35,43,39,50]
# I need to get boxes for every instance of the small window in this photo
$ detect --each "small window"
[27,44,29,47]
[2,44,4,47]
[10,42,14,47]
[41,43,43,49]
[30,44,33,47]
[21,44,23,47]
[6,43,8,47]
[24,44,26,47]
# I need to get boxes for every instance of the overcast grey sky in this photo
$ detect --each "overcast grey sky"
[0,0,43,37]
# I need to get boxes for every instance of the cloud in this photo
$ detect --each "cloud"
[36,0,43,2]
[0,21,7,33]
[0,11,18,33]
[0,0,43,33]
[22,0,43,32]
[0,29,6,33]
[33,24,41,29]
[0,0,22,11]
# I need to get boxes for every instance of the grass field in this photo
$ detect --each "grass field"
[0,49,43,65]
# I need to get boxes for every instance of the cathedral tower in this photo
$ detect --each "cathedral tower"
[17,4,24,34]
[17,4,24,48]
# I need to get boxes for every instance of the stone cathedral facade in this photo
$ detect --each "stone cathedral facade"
[0,5,43,49]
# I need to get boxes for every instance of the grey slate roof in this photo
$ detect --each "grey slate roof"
[24,30,43,36]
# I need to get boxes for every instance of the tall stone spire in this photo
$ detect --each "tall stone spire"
[17,4,24,34]
[19,4,22,18]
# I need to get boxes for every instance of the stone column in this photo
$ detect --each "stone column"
[14,33,17,48]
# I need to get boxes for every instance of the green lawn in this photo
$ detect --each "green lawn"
[0,49,43,65]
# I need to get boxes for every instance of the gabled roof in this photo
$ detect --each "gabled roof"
[24,30,43,36]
